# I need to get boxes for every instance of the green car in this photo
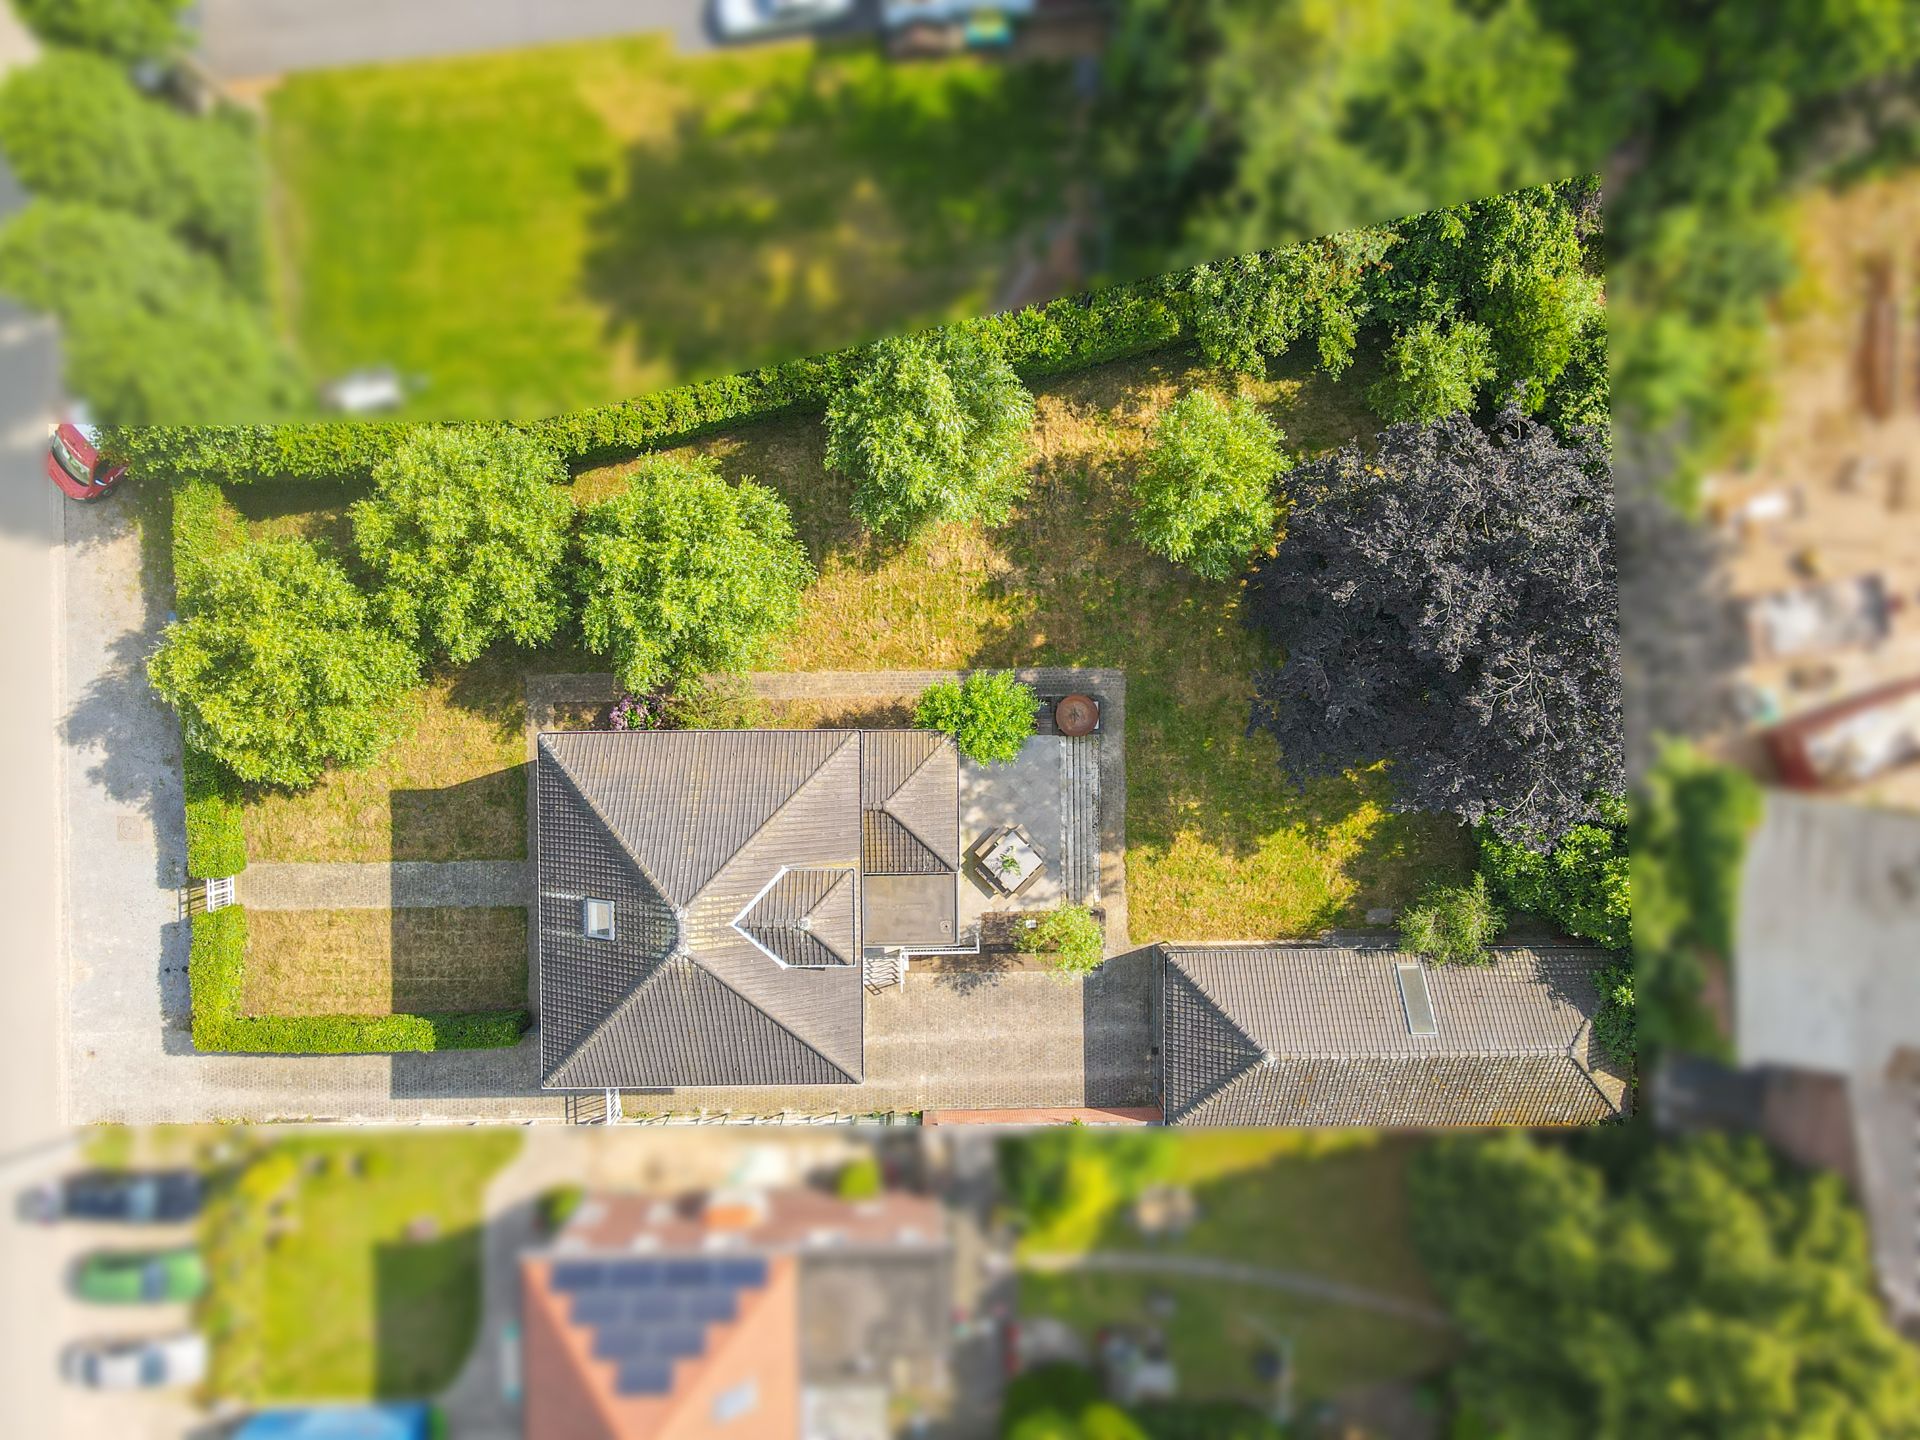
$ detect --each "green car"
[74,1246,207,1304]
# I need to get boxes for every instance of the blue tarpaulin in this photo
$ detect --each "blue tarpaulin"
[235,1405,432,1440]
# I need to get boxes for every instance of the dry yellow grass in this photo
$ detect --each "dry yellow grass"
[228,347,1468,933]
[242,907,528,1015]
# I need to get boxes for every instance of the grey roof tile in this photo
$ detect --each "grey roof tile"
[738,867,858,969]
[1161,945,1627,1127]
[860,732,959,872]
[537,731,868,1089]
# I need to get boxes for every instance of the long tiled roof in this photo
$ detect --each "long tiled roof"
[1160,945,1630,1127]
[538,731,868,1089]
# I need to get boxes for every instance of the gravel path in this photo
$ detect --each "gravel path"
[238,860,531,910]
[1020,1251,1453,1328]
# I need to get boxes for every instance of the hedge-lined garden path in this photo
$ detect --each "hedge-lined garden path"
[236,860,530,910]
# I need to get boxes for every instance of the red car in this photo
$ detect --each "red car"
[46,422,127,501]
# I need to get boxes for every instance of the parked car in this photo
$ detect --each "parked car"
[74,1245,208,1304]
[319,365,405,415]
[63,1332,207,1390]
[45,420,128,502]
[712,0,855,41]
[18,1169,204,1225]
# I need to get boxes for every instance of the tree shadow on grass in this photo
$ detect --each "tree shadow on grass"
[373,1226,488,1397]
[577,56,1076,384]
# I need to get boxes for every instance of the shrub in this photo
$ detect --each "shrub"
[1399,874,1503,966]
[913,672,1039,763]
[607,692,667,731]
[573,455,812,695]
[834,1156,884,1201]
[660,675,772,731]
[1131,390,1288,579]
[826,329,1035,537]
[147,539,420,788]
[0,200,301,425]
[1592,960,1635,1066]
[12,0,190,63]
[1030,905,1106,975]
[1477,792,1628,950]
[0,52,266,289]
[1368,317,1497,423]
[539,1184,586,1234]
[190,905,529,1054]
[353,427,573,663]
[182,746,247,879]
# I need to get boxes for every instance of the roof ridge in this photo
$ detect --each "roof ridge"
[540,734,682,919]
[687,731,858,914]
[551,954,860,1088]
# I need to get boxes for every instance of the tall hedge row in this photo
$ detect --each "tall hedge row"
[101,271,1189,485]
[188,904,528,1054]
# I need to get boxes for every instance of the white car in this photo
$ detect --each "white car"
[63,1332,208,1391]
[712,0,855,41]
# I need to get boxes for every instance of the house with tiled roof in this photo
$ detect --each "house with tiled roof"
[521,1186,951,1440]
[535,730,959,1091]
[1160,945,1631,1126]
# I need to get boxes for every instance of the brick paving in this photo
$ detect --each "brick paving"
[238,859,531,910]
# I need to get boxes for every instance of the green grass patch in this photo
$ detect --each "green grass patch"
[190,905,528,1053]
[1015,1134,1455,1405]
[202,1131,521,1402]
[266,35,1079,419]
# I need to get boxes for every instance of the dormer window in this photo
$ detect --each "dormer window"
[582,898,616,941]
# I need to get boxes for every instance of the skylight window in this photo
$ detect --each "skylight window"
[582,898,615,941]
[1396,963,1438,1036]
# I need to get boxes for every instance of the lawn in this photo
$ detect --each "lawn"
[265,34,1080,419]
[220,348,1469,936]
[1013,1132,1457,1406]
[242,907,528,1015]
[205,1130,522,1401]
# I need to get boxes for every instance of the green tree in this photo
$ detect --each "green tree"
[1412,1132,1920,1439]
[1399,874,1503,966]
[0,51,267,289]
[353,428,573,664]
[826,330,1034,537]
[1184,228,1395,376]
[913,672,1039,764]
[1632,743,1763,1057]
[573,455,812,695]
[1477,793,1629,951]
[0,201,301,424]
[147,541,419,787]
[1368,317,1496,422]
[12,0,189,63]
[1030,905,1106,976]
[1131,391,1288,580]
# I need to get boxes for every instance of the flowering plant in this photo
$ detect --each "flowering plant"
[609,691,666,731]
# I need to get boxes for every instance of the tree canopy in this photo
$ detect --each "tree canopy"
[0,50,266,289]
[1245,404,1620,843]
[12,0,190,63]
[572,455,812,696]
[913,672,1040,764]
[1412,1131,1920,1439]
[147,540,419,787]
[353,427,573,664]
[825,330,1034,537]
[0,200,301,424]
[1130,390,1288,580]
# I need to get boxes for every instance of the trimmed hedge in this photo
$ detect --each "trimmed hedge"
[183,746,247,879]
[98,272,1190,486]
[189,904,529,1055]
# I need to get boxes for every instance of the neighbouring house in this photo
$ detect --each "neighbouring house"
[1158,945,1631,1127]
[535,730,961,1091]
[521,1186,953,1440]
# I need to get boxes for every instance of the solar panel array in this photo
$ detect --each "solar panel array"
[550,1258,772,1397]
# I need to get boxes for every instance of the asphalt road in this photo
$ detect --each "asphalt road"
[197,0,879,80]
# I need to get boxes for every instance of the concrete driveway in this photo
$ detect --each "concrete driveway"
[197,0,879,81]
